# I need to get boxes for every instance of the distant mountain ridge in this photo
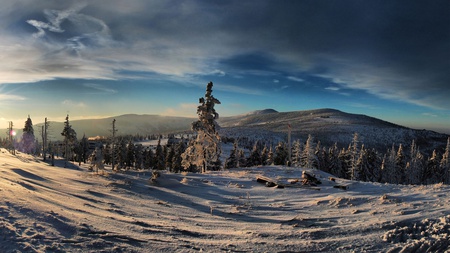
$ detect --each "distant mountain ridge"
[2,109,448,153]
[218,108,448,153]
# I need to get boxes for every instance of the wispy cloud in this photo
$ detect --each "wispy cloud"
[422,112,438,117]
[83,83,117,94]
[62,99,87,108]
[325,86,340,91]
[287,76,304,82]
[0,94,26,101]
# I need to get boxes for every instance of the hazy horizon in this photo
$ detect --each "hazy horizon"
[1,1,449,134]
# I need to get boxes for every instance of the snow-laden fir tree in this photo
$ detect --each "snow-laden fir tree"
[260,145,269,166]
[425,150,441,184]
[21,115,36,154]
[291,139,302,167]
[126,139,135,170]
[441,137,450,184]
[381,144,397,183]
[171,140,186,172]
[61,114,77,164]
[134,144,144,170]
[237,149,247,168]
[247,141,262,167]
[348,133,360,181]
[394,144,406,184]
[274,141,288,165]
[88,145,104,174]
[328,143,344,178]
[301,135,317,169]
[74,134,89,164]
[225,141,239,169]
[154,138,165,170]
[266,146,274,165]
[181,82,222,173]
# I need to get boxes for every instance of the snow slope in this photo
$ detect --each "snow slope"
[1,149,449,252]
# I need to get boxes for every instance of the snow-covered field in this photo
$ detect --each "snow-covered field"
[1,148,449,252]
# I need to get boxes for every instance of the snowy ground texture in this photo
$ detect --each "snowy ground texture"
[1,149,449,253]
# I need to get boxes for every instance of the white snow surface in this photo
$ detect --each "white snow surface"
[1,148,449,252]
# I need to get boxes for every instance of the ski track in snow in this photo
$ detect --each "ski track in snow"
[0,148,449,252]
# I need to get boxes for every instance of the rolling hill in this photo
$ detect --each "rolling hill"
[218,108,449,153]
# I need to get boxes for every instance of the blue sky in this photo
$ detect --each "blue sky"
[0,0,449,134]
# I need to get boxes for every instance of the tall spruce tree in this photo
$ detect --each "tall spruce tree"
[181,82,222,173]
[246,141,262,167]
[441,137,450,184]
[21,115,36,154]
[61,114,77,164]
[274,141,288,165]
[171,140,186,172]
[292,139,302,167]
[225,141,239,169]
[260,145,269,166]
[349,133,360,180]
[301,135,317,169]
[394,144,406,184]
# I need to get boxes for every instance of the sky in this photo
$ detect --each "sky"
[0,0,449,134]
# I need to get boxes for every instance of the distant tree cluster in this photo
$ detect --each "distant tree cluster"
[225,133,450,185]
[98,136,187,172]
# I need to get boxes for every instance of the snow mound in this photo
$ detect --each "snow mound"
[383,215,450,252]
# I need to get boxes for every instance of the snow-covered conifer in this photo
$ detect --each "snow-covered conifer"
[425,150,442,184]
[61,115,77,163]
[291,139,302,167]
[134,144,144,170]
[76,134,89,164]
[260,145,269,166]
[20,115,36,154]
[247,141,262,167]
[266,146,274,165]
[181,82,222,173]
[301,135,317,169]
[404,140,424,184]
[225,141,239,169]
[115,138,127,170]
[274,141,288,165]
[171,140,186,172]
[328,143,343,178]
[88,146,104,174]
[315,141,328,172]
[441,137,450,184]
[154,138,165,170]
[237,149,247,168]
[381,144,397,183]
[144,148,154,170]
[165,146,175,171]
[103,143,112,165]
[394,144,406,184]
[348,133,360,180]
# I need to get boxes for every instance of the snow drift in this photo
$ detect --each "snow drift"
[1,148,449,252]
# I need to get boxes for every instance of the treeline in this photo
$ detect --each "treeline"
[3,115,449,185]
[94,137,187,172]
[225,133,450,185]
